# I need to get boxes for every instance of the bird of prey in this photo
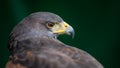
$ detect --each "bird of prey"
[6,12,104,68]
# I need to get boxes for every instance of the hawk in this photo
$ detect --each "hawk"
[6,12,104,68]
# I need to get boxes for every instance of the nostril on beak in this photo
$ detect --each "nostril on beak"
[64,24,68,28]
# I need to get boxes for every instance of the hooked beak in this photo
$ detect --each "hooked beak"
[52,22,75,38]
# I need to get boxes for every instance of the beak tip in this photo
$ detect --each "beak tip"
[69,30,75,39]
[66,26,75,38]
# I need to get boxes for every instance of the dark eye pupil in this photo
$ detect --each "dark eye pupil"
[48,23,55,27]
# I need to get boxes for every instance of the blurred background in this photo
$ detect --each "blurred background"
[0,0,120,68]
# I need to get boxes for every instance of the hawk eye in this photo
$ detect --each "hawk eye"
[47,22,56,28]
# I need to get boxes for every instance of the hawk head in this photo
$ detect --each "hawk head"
[11,12,74,41]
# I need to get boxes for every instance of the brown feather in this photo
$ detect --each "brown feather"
[6,60,26,68]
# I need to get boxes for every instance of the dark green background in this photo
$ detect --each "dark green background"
[0,0,120,68]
